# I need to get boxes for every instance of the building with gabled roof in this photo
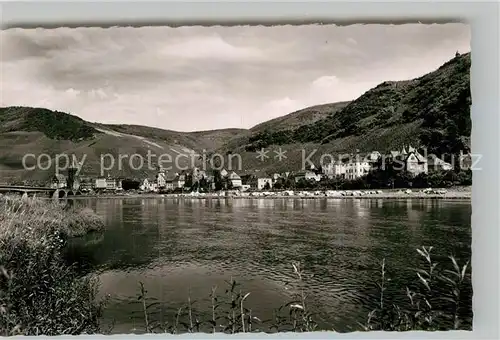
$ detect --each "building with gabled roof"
[51,173,67,189]
[227,171,242,188]
[384,144,428,176]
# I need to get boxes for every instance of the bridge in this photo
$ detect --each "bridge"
[0,185,81,199]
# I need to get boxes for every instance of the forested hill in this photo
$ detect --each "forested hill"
[237,52,471,161]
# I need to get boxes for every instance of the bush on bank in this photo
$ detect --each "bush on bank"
[0,196,105,335]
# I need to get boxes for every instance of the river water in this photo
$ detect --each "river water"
[66,198,472,333]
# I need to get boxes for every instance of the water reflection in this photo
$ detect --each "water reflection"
[74,198,471,333]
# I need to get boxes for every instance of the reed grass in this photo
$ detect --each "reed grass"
[362,246,471,331]
[129,247,471,334]
[0,196,105,335]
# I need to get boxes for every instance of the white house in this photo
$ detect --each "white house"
[95,177,107,190]
[324,153,375,180]
[294,170,321,183]
[140,178,158,192]
[106,178,116,190]
[51,174,67,189]
[140,178,150,191]
[345,159,372,180]
[228,171,242,188]
[173,174,185,189]
[95,177,122,191]
[323,160,346,179]
[157,171,167,189]
[257,177,273,190]
[384,145,428,176]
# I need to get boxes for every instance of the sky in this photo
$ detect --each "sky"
[1,24,470,132]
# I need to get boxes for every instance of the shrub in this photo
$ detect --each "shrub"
[0,196,105,335]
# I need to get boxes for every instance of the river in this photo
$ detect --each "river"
[66,197,472,333]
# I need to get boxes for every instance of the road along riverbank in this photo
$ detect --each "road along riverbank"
[66,186,472,200]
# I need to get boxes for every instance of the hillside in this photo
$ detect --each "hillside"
[0,107,246,184]
[0,95,348,183]
[0,53,471,183]
[0,107,99,141]
[101,124,247,152]
[216,101,351,160]
[250,102,350,133]
[217,52,471,173]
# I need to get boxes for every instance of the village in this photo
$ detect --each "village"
[47,145,472,198]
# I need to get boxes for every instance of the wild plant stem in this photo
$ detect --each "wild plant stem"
[210,286,217,333]
[188,294,193,332]
[380,259,385,312]
[240,290,245,333]
[139,282,150,333]
[174,307,182,334]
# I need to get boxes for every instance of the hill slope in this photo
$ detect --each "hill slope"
[0,107,248,184]
[0,107,99,141]
[250,102,350,133]
[0,52,471,183]
[217,52,471,173]
[0,96,349,183]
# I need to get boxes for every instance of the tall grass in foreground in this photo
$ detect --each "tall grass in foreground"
[363,246,471,331]
[130,247,471,334]
[0,196,105,335]
[133,263,319,334]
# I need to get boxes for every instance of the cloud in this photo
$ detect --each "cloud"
[308,76,378,104]
[346,37,358,45]
[160,34,265,62]
[249,97,301,126]
[0,24,470,131]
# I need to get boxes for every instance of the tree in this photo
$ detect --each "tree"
[457,169,472,186]
[225,177,233,190]
[122,179,141,190]
[273,180,283,190]
[213,170,223,191]
[413,173,429,188]
[199,176,209,192]
[184,173,193,190]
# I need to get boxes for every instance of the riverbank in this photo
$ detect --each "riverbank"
[0,196,105,335]
[72,186,472,200]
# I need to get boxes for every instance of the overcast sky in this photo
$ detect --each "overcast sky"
[1,24,470,132]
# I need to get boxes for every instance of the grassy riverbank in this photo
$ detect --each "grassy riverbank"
[0,197,105,335]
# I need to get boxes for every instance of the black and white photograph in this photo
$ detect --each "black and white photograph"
[0,22,473,335]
